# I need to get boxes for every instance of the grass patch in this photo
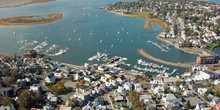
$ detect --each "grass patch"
[205,41,220,51]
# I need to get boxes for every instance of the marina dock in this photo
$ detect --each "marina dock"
[147,41,168,52]
[137,48,193,68]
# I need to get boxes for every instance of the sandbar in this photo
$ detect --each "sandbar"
[0,0,55,8]
[0,13,63,25]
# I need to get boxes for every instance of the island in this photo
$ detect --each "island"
[0,13,63,25]
[0,0,55,8]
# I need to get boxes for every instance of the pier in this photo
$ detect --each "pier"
[137,48,193,68]
[147,41,168,52]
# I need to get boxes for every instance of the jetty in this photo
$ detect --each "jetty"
[137,48,193,68]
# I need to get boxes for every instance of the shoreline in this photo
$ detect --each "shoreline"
[0,0,55,8]
[0,13,63,25]
[105,9,166,31]
[156,35,203,56]
[137,48,193,68]
[105,9,202,56]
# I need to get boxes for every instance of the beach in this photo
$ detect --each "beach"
[105,10,166,30]
[0,13,63,25]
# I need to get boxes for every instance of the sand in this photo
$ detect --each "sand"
[106,10,166,31]
[0,13,63,25]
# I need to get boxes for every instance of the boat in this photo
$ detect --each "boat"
[100,40,103,43]
[111,45,114,48]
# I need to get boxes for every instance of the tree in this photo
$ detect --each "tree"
[74,107,82,110]
[175,80,181,86]
[185,42,192,47]
[186,100,192,109]
[51,81,66,95]
[2,97,11,106]
[16,90,45,109]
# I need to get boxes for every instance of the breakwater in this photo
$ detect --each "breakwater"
[137,48,193,68]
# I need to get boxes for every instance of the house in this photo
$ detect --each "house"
[164,77,181,85]
[197,88,208,95]
[84,76,92,82]
[150,76,163,85]
[134,83,143,92]
[162,94,182,108]
[183,90,194,96]
[170,86,180,92]
[151,85,165,98]
[214,80,220,85]
[93,98,106,110]
[75,71,84,80]
[188,83,207,92]
[98,65,108,72]
[45,73,56,84]
[47,92,58,105]
[123,82,133,91]
[0,87,13,97]
[140,95,152,105]
[74,91,90,102]
[194,70,220,80]
[183,97,203,108]
[59,105,72,110]
[0,106,15,110]
[90,73,100,81]
[211,97,220,106]
[30,84,42,91]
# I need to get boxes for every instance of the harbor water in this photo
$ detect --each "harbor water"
[0,0,212,75]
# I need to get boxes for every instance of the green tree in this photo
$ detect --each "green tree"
[186,100,192,109]
[175,80,181,86]
[16,90,45,109]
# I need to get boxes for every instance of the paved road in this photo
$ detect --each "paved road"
[102,91,115,110]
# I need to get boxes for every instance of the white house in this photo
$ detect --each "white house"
[210,97,220,106]
[197,88,208,95]
[140,95,152,105]
[151,85,165,98]
[162,94,182,108]
[123,82,132,91]
[150,77,163,85]
[183,90,194,96]
[170,86,180,92]
[30,84,42,91]
[134,83,143,92]
[194,71,220,81]
[214,80,220,85]
[45,73,56,84]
